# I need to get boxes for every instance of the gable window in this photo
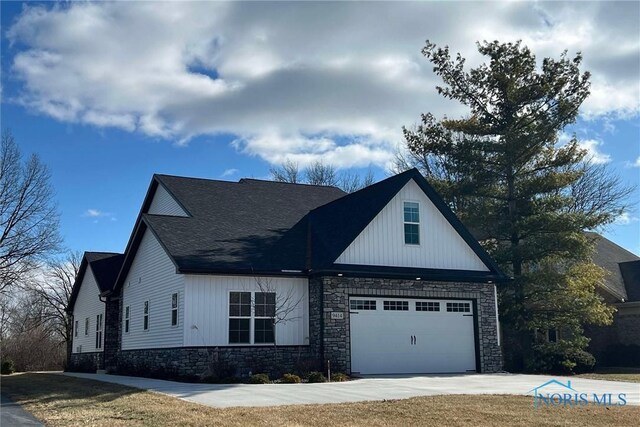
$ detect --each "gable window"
[74,320,78,337]
[124,306,130,333]
[228,291,276,344]
[403,202,420,245]
[229,292,251,344]
[85,317,89,336]
[96,314,103,349]
[171,293,178,326]
[143,301,149,331]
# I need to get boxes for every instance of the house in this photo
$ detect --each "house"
[584,233,640,364]
[67,168,507,377]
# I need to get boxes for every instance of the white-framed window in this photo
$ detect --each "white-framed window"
[95,314,103,349]
[171,293,178,326]
[446,302,471,313]
[403,201,420,245]
[350,300,377,310]
[124,306,130,333]
[74,320,78,337]
[84,317,89,336]
[143,301,149,330]
[416,301,440,312]
[547,328,559,343]
[228,291,275,344]
[383,300,409,311]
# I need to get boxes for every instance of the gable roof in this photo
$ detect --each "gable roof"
[113,169,507,291]
[67,252,124,312]
[588,232,640,302]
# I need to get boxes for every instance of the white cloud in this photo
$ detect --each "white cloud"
[4,2,639,168]
[578,139,612,165]
[614,212,639,226]
[221,168,239,178]
[632,157,640,168]
[83,208,116,222]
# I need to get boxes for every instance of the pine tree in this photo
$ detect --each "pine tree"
[403,40,620,372]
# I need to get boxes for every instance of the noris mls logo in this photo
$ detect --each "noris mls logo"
[528,379,627,409]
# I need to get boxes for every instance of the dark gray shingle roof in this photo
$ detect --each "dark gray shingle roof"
[588,232,640,301]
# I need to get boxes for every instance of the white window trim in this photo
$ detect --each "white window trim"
[96,313,103,350]
[403,200,421,246]
[227,290,276,346]
[143,300,150,331]
[84,317,89,336]
[171,293,179,327]
[124,305,130,334]
[74,320,78,337]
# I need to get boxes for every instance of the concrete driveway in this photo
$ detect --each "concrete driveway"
[64,372,640,408]
[0,394,44,426]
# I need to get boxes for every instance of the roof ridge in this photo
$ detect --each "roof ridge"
[238,177,344,190]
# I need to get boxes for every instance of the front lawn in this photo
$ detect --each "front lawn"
[2,373,638,426]
[577,367,640,383]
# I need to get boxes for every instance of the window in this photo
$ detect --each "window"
[548,329,558,343]
[96,314,103,349]
[85,317,89,335]
[446,302,471,313]
[74,320,78,337]
[143,301,149,330]
[383,300,409,311]
[124,306,130,333]
[228,291,276,344]
[171,293,179,326]
[229,292,251,344]
[254,292,275,344]
[416,301,440,312]
[403,202,420,245]
[350,300,377,310]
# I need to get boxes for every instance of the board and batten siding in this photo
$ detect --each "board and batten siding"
[336,179,489,271]
[148,184,188,216]
[71,267,104,353]
[184,275,309,346]
[121,228,185,350]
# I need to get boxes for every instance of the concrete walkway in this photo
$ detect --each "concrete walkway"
[63,372,640,408]
[1,394,44,426]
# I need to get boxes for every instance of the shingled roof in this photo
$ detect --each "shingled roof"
[113,169,507,291]
[588,232,640,302]
[67,252,124,312]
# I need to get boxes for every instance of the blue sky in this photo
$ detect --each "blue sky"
[1,1,639,255]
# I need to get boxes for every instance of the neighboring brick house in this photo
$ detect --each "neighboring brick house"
[584,233,640,365]
[67,168,507,377]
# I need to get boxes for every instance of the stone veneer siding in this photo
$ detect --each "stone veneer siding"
[68,351,103,372]
[103,295,120,372]
[313,276,503,374]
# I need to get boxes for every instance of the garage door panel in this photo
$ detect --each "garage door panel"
[350,297,476,375]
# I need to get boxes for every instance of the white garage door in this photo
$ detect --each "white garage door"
[349,297,477,375]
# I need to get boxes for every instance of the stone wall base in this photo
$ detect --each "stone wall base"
[115,346,321,381]
[68,352,103,373]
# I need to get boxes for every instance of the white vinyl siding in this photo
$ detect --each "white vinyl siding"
[71,267,105,353]
[121,229,185,350]
[148,184,188,216]
[184,275,308,346]
[336,179,489,271]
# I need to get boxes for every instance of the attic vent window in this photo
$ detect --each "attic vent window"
[403,202,420,245]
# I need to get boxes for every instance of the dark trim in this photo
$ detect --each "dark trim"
[177,268,308,278]
[472,299,481,373]
[312,264,508,283]
[347,294,480,301]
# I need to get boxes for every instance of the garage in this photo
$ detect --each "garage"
[349,297,477,375]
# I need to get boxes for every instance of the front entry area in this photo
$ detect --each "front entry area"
[349,297,477,375]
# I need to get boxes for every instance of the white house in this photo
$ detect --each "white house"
[68,169,506,377]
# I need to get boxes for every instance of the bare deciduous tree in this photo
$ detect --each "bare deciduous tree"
[0,130,61,294]
[270,160,376,193]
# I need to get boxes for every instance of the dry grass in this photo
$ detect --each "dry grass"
[577,367,640,383]
[2,373,639,426]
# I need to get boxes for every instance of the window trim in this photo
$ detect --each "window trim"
[143,300,150,331]
[95,313,103,349]
[124,305,130,334]
[171,293,179,327]
[84,317,89,336]
[403,200,421,246]
[227,290,276,345]
[74,320,78,337]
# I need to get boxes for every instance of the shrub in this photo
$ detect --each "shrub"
[306,371,327,383]
[1,359,15,375]
[331,372,350,382]
[527,343,595,375]
[280,373,302,383]
[248,373,270,384]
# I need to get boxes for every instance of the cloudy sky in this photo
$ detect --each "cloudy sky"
[1,1,639,254]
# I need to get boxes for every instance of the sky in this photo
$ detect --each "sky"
[0,1,639,255]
